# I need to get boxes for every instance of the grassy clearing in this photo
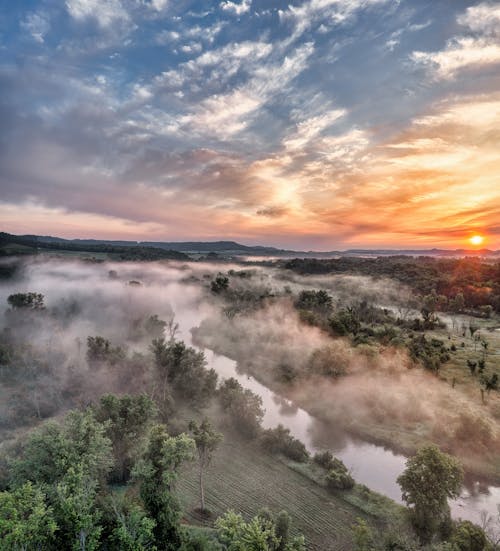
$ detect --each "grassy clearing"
[177,427,404,551]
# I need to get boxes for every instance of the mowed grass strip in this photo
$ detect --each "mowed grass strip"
[177,433,381,551]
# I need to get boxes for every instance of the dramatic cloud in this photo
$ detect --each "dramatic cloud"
[0,0,499,248]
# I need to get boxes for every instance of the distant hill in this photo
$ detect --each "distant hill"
[0,232,189,261]
[1,231,499,258]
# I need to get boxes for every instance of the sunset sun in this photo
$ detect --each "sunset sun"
[469,235,484,246]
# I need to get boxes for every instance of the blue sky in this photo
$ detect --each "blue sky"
[0,0,499,248]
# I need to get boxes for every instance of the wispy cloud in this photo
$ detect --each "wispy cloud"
[220,0,251,16]
[412,2,500,79]
[65,0,130,27]
[21,11,51,43]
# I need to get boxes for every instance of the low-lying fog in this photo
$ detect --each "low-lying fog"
[0,256,499,527]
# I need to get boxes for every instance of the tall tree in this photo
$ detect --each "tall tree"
[188,418,223,512]
[95,394,157,482]
[397,445,463,542]
[134,425,194,550]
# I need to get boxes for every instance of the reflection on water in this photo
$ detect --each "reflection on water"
[170,287,500,526]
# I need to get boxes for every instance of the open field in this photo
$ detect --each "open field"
[177,428,404,551]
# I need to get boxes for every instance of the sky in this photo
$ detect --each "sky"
[0,0,499,250]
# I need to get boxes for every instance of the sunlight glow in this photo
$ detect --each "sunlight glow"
[469,235,484,246]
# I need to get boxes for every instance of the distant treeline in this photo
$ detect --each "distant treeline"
[284,256,500,312]
[0,232,189,261]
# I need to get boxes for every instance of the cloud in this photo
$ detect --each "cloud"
[154,40,272,93]
[279,0,390,41]
[283,109,346,151]
[412,2,500,79]
[65,0,130,28]
[256,205,289,218]
[179,42,314,139]
[457,2,500,37]
[21,11,51,43]
[148,0,169,12]
[220,0,251,16]
[412,38,500,79]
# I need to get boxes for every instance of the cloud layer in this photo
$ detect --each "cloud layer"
[0,0,499,248]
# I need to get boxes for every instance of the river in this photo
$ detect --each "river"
[171,289,500,527]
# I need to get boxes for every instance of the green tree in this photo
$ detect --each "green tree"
[188,419,223,513]
[134,425,194,550]
[12,409,113,487]
[218,378,264,438]
[352,518,376,551]
[103,495,157,551]
[55,466,102,551]
[86,336,125,367]
[215,510,305,551]
[0,482,56,550]
[151,339,217,406]
[95,394,157,482]
[450,520,487,551]
[7,292,45,310]
[397,445,463,542]
[211,274,229,294]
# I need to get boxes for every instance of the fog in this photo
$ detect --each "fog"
[1,256,499,526]
[1,257,499,465]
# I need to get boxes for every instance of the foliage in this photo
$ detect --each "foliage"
[7,292,45,310]
[0,482,56,550]
[134,425,195,550]
[218,378,264,438]
[54,465,102,551]
[211,275,229,294]
[450,521,488,551]
[260,425,309,462]
[215,510,305,551]
[12,408,113,487]
[325,458,355,491]
[329,308,361,336]
[284,257,500,314]
[397,445,463,542]
[86,336,126,367]
[95,394,157,483]
[294,290,332,313]
[407,335,450,372]
[189,418,223,512]
[307,345,348,378]
[100,494,157,551]
[352,518,376,551]
[152,339,218,406]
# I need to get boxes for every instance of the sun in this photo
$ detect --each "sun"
[469,235,484,246]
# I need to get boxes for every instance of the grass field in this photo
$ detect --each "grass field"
[176,421,404,551]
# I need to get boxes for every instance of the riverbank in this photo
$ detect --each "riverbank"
[192,314,500,485]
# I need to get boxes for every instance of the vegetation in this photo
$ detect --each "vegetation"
[397,445,463,542]
[218,378,264,438]
[188,419,223,513]
[0,256,498,550]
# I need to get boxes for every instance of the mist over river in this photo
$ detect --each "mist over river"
[1,258,498,528]
[171,286,500,526]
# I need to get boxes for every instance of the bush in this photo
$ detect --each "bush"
[313,451,335,469]
[326,467,355,491]
[308,345,348,378]
[218,378,263,438]
[323,456,354,490]
[450,520,487,551]
[260,425,309,462]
